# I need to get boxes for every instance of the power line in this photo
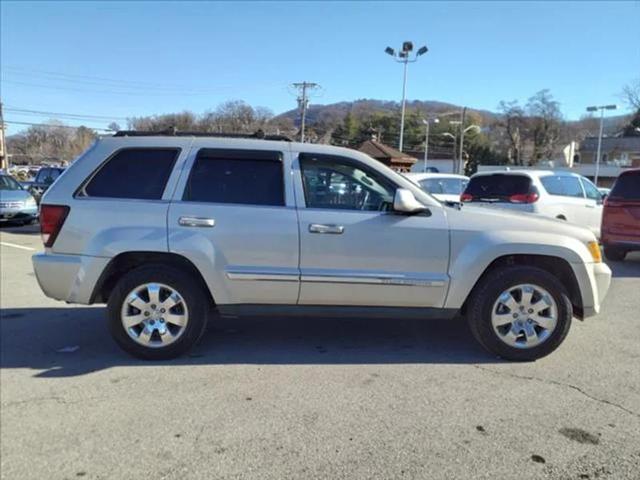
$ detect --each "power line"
[291,82,320,142]
[5,107,129,122]
[4,120,113,132]
[3,66,288,95]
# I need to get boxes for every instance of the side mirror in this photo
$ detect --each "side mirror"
[393,188,428,214]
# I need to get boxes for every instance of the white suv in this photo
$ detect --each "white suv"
[462,170,604,237]
[33,133,611,361]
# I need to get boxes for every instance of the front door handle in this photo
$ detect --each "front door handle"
[309,223,344,234]
[179,216,215,228]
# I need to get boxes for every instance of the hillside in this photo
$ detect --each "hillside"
[274,99,499,127]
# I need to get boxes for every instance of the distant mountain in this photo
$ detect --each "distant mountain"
[275,99,499,127]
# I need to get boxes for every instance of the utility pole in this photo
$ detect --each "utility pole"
[0,101,7,171]
[292,82,319,143]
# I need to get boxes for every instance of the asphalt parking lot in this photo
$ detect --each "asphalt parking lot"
[1,224,639,480]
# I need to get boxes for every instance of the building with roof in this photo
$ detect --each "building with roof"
[358,139,417,172]
[577,136,640,168]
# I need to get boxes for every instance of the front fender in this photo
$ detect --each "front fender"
[444,229,593,309]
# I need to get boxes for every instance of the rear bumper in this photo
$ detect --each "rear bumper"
[573,261,612,318]
[602,232,640,251]
[32,253,109,304]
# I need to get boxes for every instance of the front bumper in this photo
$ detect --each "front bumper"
[574,261,612,318]
[32,253,110,304]
[0,205,38,222]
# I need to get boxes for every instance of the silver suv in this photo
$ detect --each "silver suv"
[33,133,612,361]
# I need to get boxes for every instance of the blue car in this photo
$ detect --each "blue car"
[0,174,39,225]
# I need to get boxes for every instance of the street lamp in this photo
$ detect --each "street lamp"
[586,104,617,186]
[385,41,428,152]
[450,120,480,174]
[421,118,439,172]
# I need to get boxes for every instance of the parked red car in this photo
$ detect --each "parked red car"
[601,168,640,261]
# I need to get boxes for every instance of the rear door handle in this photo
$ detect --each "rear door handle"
[309,223,344,234]
[179,216,215,227]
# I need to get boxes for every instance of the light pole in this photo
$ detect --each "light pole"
[586,104,617,186]
[385,42,428,152]
[450,120,481,175]
[421,118,439,172]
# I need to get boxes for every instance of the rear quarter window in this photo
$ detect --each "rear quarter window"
[465,174,531,199]
[540,175,584,198]
[611,171,640,200]
[80,148,179,200]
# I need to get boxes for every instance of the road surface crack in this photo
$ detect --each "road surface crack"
[473,365,640,419]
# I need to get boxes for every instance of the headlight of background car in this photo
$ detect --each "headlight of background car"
[25,197,37,208]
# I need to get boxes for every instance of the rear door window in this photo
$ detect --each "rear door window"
[81,148,179,200]
[464,174,531,201]
[183,149,284,206]
[610,171,640,200]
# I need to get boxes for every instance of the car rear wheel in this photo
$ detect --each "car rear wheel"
[603,246,626,262]
[467,266,572,361]
[107,264,209,360]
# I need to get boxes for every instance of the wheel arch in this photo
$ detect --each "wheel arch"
[90,251,215,305]
[459,254,583,319]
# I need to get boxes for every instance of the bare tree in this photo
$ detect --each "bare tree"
[526,90,562,163]
[497,100,526,165]
[622,78,640,110]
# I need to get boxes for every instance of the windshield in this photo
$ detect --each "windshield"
[419,178,468,195]
[0,175,22,191]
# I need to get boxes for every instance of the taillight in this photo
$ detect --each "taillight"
[509,192,539,203]
[461,193,473,202]
[40,205,70,248]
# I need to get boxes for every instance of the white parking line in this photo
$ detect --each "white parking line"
[0,241,36,252]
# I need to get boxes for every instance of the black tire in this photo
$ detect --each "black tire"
[107,264,210,360]
[603,246,626,262]
[467,266,573,361]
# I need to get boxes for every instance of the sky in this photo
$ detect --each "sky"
[1,1,639,135]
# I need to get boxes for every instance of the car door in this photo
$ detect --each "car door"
[167,145,300,305]
[294,151,450,308]
[580,177,604,237]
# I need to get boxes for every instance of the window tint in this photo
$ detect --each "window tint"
[183,149,284,206]
[83,149,178,200]
[464,174,531,200]
[610,171,640,200]
[581,178,602,201]
[420,178,467,195]
[300,153,396,211]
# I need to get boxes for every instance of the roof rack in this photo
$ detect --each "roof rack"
[113,127,292,142]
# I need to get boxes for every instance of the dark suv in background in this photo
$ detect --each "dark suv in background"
[601,169,640,261]
[28,167,65,203]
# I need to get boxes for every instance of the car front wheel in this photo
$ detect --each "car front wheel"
[107,264,209,360]
[467,266,573,361]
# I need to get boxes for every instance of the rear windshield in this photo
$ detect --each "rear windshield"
[464,174,531,200]
[610,171,640,200]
